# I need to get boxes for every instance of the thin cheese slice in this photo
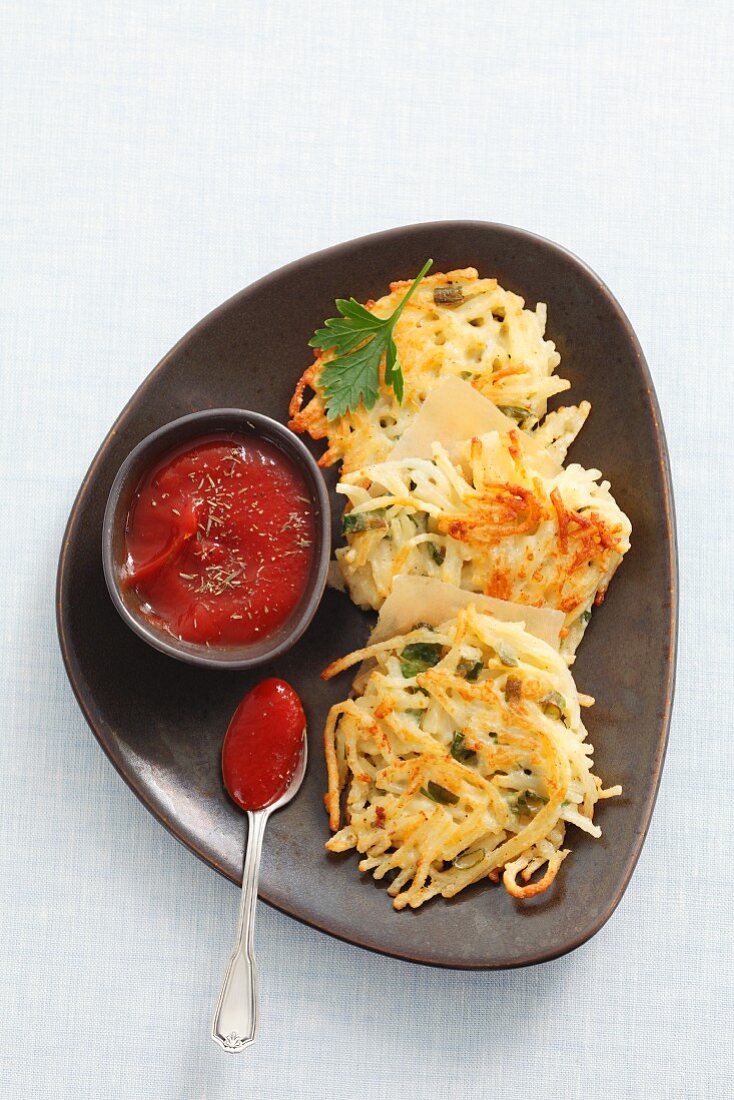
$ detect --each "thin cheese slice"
[390,376,560,476]
[369,574,564,650]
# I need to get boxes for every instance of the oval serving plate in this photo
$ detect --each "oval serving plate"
[57,222,677,969]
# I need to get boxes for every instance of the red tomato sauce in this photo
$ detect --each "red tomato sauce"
[222,679,306,811]
[122,434,315,646]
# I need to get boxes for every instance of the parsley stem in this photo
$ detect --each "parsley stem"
[390,258,433,324]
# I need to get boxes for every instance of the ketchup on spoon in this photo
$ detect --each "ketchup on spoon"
[213,678,307,1053]
[222,679,306,811]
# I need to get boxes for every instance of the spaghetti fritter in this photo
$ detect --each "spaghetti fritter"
[289,268,569,473]
[322,596,620,910]
[336,427,630,658]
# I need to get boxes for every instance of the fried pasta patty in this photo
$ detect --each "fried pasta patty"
[336,429,631,658]
[322,601,620,911]
[289,269,569,473]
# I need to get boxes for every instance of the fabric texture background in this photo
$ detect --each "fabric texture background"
[2,2,732,1097]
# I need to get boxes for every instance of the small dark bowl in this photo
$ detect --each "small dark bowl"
[102,408,331,669]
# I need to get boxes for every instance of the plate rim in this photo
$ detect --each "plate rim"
[56,220,678,969]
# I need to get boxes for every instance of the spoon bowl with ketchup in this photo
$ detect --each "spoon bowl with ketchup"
[102,409,330,669]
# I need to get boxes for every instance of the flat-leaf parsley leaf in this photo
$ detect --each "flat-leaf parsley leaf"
[309,259,433,419]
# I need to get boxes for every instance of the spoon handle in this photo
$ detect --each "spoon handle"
[211,809,269,1052]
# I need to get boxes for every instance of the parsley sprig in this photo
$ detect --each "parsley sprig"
[309,259,433,420]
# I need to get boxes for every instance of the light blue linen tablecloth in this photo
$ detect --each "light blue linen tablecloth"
[2,2,732,1097]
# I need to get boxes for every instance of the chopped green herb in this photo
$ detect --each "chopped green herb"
[342,509,387,535]
[421,781,459,805]
[497,405,531,423]
[450,732,477,764]
[514,791,548,814]
[427,542,445,566]
[399,642,443,679]
[310,259,433,419]
[457,658,483,682]
[453,847,485,870]
[433,285,464,305]
[342,512,365,534]
[580,609,592,624]
[541,690,566,723]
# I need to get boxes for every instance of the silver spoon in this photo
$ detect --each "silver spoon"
[211,730,308,1053]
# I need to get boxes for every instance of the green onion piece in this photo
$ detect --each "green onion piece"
[450,731,477,764]
[541,690,566,722]
[580,609,592,624]
[341,508,388,535]
[399,642,443,679]
[421,781,459,805]
[515,790,548,814]
[453,848,485,870]
[496,642,518,667]
[457,658,483,682]
[497,405,531,423]
[342,512,366,534]
[433,285,464,305]
[427,542,445,566]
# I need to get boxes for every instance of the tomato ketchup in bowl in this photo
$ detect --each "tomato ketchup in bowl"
[103,409,330,669]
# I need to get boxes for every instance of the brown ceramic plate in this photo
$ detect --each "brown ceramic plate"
[56,222,677,969]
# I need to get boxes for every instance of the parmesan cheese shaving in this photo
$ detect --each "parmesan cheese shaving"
[370,575,564,649]
[391,376,561,477]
